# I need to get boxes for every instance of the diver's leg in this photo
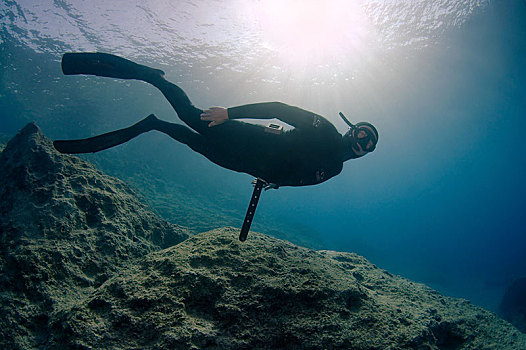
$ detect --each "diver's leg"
[152,119,210,155]
[54,113,210,156]
[147,78,210,135]
[54,114,158,154]
[61,52,209,135]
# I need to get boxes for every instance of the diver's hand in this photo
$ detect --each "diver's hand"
[200,107,229,127]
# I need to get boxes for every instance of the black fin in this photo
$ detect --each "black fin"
[61,52,165,80]
[53,114,157,154]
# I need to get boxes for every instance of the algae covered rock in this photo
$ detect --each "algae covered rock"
[0,123,189,348]
[0,123,186,247]
[51,228,525,349]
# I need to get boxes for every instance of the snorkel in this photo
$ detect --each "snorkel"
[339,111,356,129]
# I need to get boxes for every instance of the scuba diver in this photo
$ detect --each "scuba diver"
[54,52,379,189]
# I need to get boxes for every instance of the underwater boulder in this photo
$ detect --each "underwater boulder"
[49,228,525,349]
[0,123,189,349]
[500,277,526,333]
[0,123,188,246]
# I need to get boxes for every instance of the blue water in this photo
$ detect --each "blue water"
[1,0,525,313]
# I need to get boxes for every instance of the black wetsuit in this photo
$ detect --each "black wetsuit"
[152,78,345,187]
[55,52,350,187]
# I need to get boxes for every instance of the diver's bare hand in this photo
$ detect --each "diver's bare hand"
[200,107,229,127]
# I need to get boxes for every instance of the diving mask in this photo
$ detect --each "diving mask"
[339,112,378,153]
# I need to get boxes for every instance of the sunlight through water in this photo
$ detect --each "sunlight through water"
[239,0,377,69]
[0,0,490,82]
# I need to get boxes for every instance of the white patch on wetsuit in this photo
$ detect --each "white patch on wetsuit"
[312,115,321,128]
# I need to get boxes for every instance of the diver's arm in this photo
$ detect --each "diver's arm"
[227,102,327,129]
[201,102,331,129]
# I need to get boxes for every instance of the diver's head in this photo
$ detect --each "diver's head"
[339,112,378,160]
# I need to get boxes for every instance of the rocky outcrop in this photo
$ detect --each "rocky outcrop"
[49,228,525,349]
[1,123,524,349]
[0,123,189,348]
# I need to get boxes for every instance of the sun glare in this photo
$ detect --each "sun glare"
[243,0,374,68]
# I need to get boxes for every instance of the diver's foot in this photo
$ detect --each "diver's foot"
[133,114,159,131]
[138,66,166,84]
